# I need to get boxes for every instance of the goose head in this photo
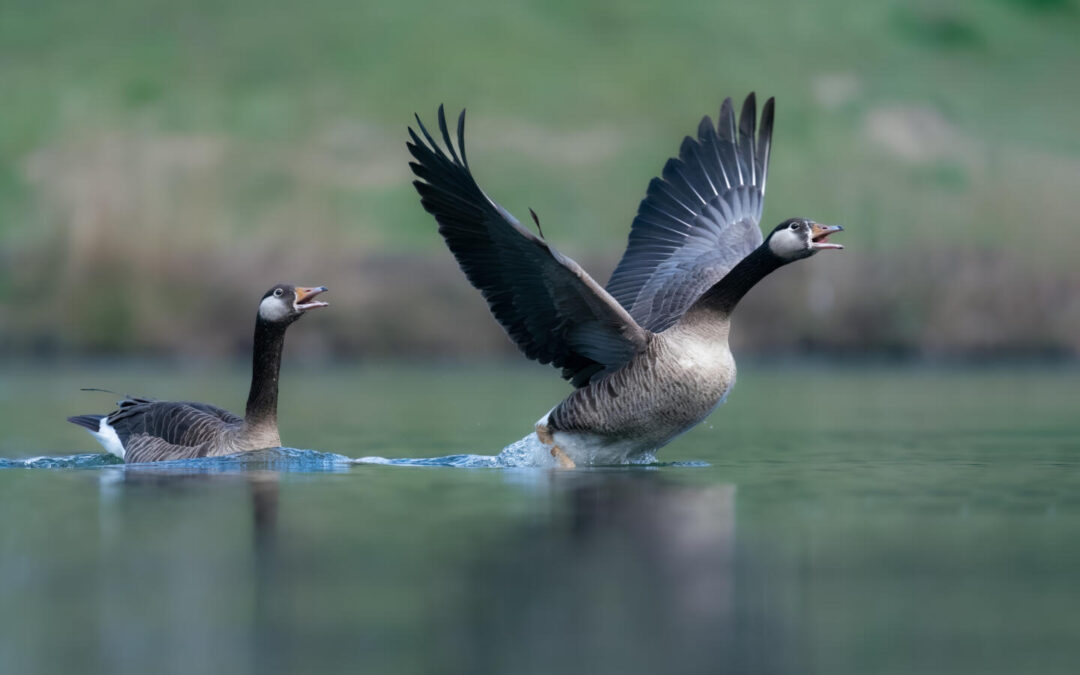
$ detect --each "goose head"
[767,219,844,261]
[257,284,329,324]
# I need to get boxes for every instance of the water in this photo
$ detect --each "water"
[1,361,1079,674]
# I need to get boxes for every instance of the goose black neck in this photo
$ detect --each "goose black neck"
[245,317,288,427]
[685,243,787,321]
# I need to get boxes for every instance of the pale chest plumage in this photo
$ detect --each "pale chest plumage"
[543,324,737,464]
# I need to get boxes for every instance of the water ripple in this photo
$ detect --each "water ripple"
[0,453,123,469]
[353,454,505,468]
[124,447,354,474]
[3,441,705,472]
[354,433,554,468]
[354,434,708,469]
[0,447,352,473]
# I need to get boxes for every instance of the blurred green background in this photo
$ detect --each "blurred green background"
[2,0,1079,360]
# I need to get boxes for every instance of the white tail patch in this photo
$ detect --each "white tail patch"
[90,417,125,460]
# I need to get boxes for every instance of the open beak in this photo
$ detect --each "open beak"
[293,286,329,311]
[810,223,844,250]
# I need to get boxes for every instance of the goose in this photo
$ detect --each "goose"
[67,284,328,463]
[408,94,843,467]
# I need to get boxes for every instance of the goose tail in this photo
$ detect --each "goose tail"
[67,415,103,431]
[67,414,125,459]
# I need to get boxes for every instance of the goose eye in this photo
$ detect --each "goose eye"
[274,289,283,297]
[789,223,799,230]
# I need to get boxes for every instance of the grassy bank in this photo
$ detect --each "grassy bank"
[2,0,1080,357]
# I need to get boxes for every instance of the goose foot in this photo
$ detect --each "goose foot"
[550,446,575,469]
[536,424,576,469]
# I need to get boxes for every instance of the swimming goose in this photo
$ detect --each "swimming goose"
[408,94,843,467]
[67,284,328,463]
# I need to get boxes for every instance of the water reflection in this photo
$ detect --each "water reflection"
[103,471,287,675]
[90,468,282,675]
[86,468,792,675]
[442,473,794,675]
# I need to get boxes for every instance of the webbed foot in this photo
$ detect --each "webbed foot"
[536,424,576,469]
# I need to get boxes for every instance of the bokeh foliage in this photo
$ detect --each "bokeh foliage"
[1,0,1079,357]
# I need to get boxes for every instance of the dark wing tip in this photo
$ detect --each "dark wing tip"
[739,93,757,127]
[696,114,714,139]
[762,97,776,125]
[719,97,736,140]
[437,105,461,164]
[757,96,776,190]
[456,108,468,167]
[412,110,442,155]
[411,112,430,143]
[759,97,776,141]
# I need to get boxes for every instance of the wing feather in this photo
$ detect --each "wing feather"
[408,107,648,387]
[606,94,774,332]
[105,399,242,463]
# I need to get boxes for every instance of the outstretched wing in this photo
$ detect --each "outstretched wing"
[408,106,648,387]
[606,94,774,332]
[107,399,241,463]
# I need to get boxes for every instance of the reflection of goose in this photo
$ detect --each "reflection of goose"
[68,285,328,463]
[409,95,843,466]
[90,467,283,673]
[448,475,798,674]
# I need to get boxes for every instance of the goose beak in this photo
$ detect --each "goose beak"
[810,223,844,250]
[294,286,329,311]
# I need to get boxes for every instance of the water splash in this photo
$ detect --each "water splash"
[495,433,555,466]
[4,441,705,472]
[0,453,123,469]
[123,447,354,474]
[353,454,505,468]
[0,447,351,473]
[353,433,550,468]
[354,433,707,469]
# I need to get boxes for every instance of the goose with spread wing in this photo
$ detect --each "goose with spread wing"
[408,94,842,467]
[67,284,328,463]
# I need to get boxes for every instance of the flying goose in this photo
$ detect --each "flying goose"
[68,284,328,463]
[408,94,843,467]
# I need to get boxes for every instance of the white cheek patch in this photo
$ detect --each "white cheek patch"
[768,228,809,259]
[258,296,291,321]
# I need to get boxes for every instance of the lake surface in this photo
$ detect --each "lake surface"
[1,361,1079,674]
